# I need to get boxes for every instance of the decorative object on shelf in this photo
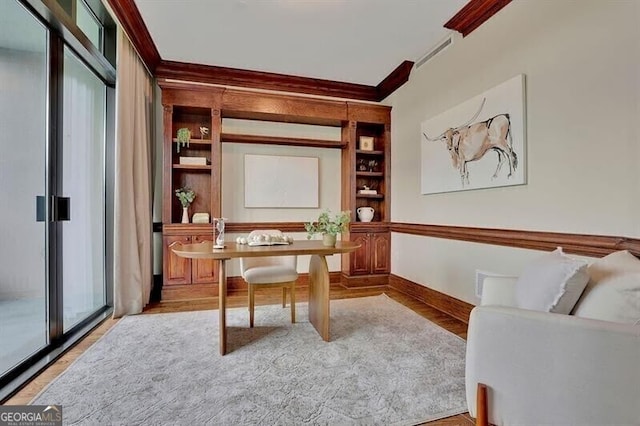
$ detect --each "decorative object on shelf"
[359,136,374,151]
[176,128,191,153]
[213,217,228,249]
[305,210,350,247]
[358,185,377,195]
[357,159,368,171]
[179,157,207,166]
[192,212,210,224]
[175,187,196,223]
[368,160,378,172]
[236,233,294,246]
[199,126,209,138]
[357,207,375,222]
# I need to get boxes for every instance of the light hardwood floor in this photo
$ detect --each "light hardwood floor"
[5,284,475,425]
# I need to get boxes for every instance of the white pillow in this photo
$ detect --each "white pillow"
[572,250,640,324]
[515,248,589,314]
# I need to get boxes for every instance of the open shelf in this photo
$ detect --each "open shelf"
[356,171,383,177]
[356,149,384,156]
[221,133,345,149]
[172,164,212,171]
[356,193,384,199]
[172,138,212,145]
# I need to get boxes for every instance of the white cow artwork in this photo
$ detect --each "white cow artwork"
[421,75,526,195]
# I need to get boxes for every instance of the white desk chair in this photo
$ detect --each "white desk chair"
[240,230,298,327]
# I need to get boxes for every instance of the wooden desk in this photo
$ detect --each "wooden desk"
[171,240,360,355]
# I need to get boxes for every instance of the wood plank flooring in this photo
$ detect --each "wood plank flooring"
[4,285,474,425]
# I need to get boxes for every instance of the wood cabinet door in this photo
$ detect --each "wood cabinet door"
[191,234,217,284]
[163,235,192,285]
[350,232,371,275]
[371,232,390,274]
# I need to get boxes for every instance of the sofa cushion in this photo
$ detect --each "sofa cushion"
[515,248,589,314]
[572,250,640,324]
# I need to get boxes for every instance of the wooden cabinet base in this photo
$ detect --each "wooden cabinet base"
[340,274,388,288]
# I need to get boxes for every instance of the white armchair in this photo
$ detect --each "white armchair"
[466,276,640,426]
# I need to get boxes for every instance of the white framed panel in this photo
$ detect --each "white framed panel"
[244,154,319,208]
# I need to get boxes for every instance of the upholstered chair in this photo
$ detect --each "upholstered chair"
[240,230,298,327]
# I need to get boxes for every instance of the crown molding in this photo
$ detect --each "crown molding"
[376,60,414,100]
[444,0,512,37]
[105,0,161,71]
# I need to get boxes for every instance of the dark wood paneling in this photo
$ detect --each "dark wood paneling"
[391,222,640,259]
[225,222,308,233]
[221,133,345,149]
[156,60,379,102]
[444,0,513,37]
[222,87,348,125]
[389,274,474,323]
[340,274,388,288]
[376,60,414,100]
[372,232,390,274]
[105,0,161,71]
[163,236,191,285]
[347,103,391,124]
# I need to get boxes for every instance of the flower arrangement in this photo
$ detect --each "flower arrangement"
[175,187,195,208]
[305,210,351,238]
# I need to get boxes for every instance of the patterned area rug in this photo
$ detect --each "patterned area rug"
[33,294,467,425]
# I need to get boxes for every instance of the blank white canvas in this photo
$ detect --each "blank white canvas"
[244,154,319,208]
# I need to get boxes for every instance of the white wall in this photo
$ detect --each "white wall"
[389,0,640,304]
[222,119,343,276]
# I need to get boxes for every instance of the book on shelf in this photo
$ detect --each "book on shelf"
[179,157,208,166]
[358,189,378,195]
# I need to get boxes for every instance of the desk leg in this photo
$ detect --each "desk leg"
[308,254,330,341]
[219,258,227,355]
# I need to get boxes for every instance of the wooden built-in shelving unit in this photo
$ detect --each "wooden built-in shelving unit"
[160,80,391,294]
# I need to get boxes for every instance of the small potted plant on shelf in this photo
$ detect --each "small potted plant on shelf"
[176,128,191,153]
[305,210,350,247]
[175,187,196,223]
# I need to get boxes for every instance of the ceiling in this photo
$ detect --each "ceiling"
[133,0,467,86]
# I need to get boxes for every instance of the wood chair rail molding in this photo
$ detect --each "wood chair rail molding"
[391,222,640,259]
[445,0,513,37]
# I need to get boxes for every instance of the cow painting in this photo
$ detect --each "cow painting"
[423,98,518,186]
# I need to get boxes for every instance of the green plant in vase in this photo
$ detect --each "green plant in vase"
[176,128,191,153]
[175,187,195,223]
[305,210,350,247]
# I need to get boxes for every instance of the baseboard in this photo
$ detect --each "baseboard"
[161,271,343,301]
[340,274,388,288]
[389,274,474,323]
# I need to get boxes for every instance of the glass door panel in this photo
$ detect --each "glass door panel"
[0,0,48,375]
[62,47,106,331]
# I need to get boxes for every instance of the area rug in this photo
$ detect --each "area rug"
[32,294,467,425]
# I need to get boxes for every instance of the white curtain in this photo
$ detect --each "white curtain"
[113,27,153,317]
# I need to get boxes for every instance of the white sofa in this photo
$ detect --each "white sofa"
[466,274,640,426]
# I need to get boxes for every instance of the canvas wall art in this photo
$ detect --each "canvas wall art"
[421,74,526,195]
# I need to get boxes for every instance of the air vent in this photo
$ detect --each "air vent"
[415,35,454,69]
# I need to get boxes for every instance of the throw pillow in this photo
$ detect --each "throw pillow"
[572,250,640,324]
[515,248,589,314]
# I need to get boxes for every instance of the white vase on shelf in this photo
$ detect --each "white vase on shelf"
[181,207,189,224]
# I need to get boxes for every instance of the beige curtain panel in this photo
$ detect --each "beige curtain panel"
[113,27,153,318]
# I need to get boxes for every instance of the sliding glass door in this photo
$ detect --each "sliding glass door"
[62,47,106,331]
[0,0,114,394]
[0,0,49,376]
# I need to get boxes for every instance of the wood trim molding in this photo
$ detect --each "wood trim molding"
[221,133,346,149]
[226,222,308,233]
[389,274,474,323]
[444,0,512,37]
[161,272,342,300]
[376,60,414,100]
[156,60,380,102]
[105,0,161,71]
[391,222,640,259]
